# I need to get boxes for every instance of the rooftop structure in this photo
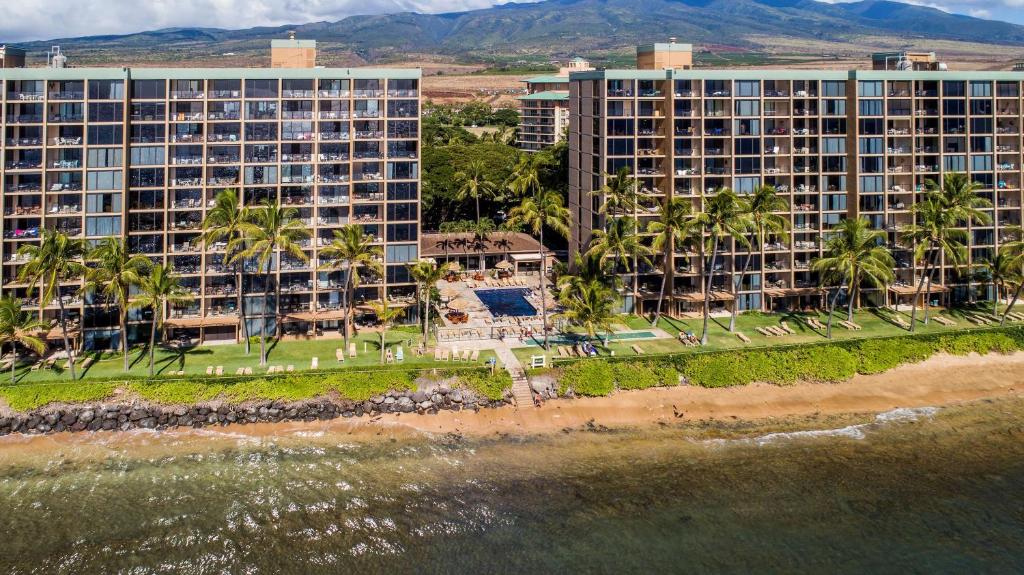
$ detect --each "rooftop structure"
[637,39,693,70]
[871,51,945,71]
[271,32,317,68]
[0,45,26,69]
[0,48,422,350]
[569,48,1024,317]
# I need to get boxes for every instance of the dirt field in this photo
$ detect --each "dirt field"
[420,73,529,106]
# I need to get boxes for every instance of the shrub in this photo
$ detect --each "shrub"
[855,338,937,374]
[559,360,615,396]
[130,380,228,404]
[613,362,679,390]
[0,381,117,411]
[939,332,1018,356]
[452,369,512,401]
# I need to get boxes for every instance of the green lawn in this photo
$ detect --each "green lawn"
[9,326,496,385]
[514,306,1012,365]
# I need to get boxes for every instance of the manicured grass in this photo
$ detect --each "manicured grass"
[515,306,1015,365]
[9,326,496,385]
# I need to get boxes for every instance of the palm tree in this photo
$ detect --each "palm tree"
[693,188,750,345]
[454,160,494,228]
[508,189,570,350]
[85,237,152,372]
[812,218,895,337]
[0,296,47,383]
[556,281,617,347]
[902,174,991,331]
[506,153,544,199]
[647,197,693,326]
[16,230,87,380]
[588,217,653,313]
[591,166,639,217]
[994,227,1024,325]
[318,225,384,349]
[730,185,788,331]
[198,189,257,354]
[557,251,617,302]
[368,300,403,364]
[130,264,195,377]
[240,201,311,365]
[978,249,1019,316]
[408,260,448,343]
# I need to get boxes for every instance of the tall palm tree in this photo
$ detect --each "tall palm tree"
[693,188,750,345]
[506,153,544,199]
[556,281,617,347]
[198,189,257,354]
[85,237,152,372]
[16,230,87,380]
[454,160,494,229]
[588,217,653,313]
[130,264,195,377]
[557,251,618,302]
[591,166,640,217]
[994,226,1024,325]
[508,189,570,350]
[369,300,403,364]
[902,174,991,331]
[812,218,895,337]
[240,201,311,365]
[318,225,384,348]
[978,249,1018,316]
[0,296,47,383]
[730,185,788,331]
[647,197,693,326]
[407,260,448,343]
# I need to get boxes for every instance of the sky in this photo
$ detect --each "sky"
[0,0,1022,43]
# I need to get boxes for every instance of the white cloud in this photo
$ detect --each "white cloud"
[0,0,517,42]
[1,0,1022,42]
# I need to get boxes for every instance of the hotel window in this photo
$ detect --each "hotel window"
[822,99,846,116]
[822,81,846,97]
[734,119,759,136]
[859,137,883,154]
[88,103,123,122]
[859,157,881,174]
[970,99,992,115]
[86,216,121,237]
[942,99,965,115]
[943,81,966,97]
[859,118,884,135]
[130,146,164,166]
[86,193,122,213]
[858,81,883,97]
[970,136,992,152]
[734,138,760,155]
[386,223,417,242]
[385,244,418,264]
[944,155,966,172]
[734,176,760,194]
[970,118,993,134]
[132,80,165,100]
[387,182,417,201]
[971,155,993,172]
[859,176,884,193]
[88,125,123,145]
[823,194,846,211]
[735,81,759,97]
[822,137,845,154]
[386,202,418,222]
[970,82,992,98]
[87,148,123,168]
[996,82,1019,98]
[858,99,883,116]
[734,100,759,117]
[735,157,760,174]
[88,80,124,100]
[245,80,278,98]
[86,171,122,191]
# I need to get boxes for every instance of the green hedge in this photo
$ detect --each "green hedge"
[447,369,513,401]
[552,327,1024,394]
[0,381,118,412]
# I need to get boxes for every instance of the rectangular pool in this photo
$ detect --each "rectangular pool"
[475,288,537,317]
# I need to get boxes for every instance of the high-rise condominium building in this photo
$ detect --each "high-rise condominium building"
[569,43,1024,317]
[0,41,421,350]
[517,57,592,152]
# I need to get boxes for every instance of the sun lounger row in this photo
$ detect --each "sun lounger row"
[839,320,863,330]
[433,348,481,362]
[755,326,790,337]
[807,318,826,330]
[678,332,701,346]
[234,367,255,375]
[481,277,528,288]
[266,365,294,374]
[932,316,956,326]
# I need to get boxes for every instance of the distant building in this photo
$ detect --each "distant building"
[871,51,946,71]
[0,45,26,69]
[517,57,592,152]
[421,232,545,275]
[1015,61,1024,72]
[270,32,317,68]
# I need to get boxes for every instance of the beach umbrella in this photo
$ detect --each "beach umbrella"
[446,261,462,272]
[439,286,461,299]
[494,260,514,270]
[447,297,471,310]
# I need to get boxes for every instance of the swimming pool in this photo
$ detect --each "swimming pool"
[475,288,537,317]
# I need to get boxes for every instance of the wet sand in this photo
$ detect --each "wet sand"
[2,352,1022,452]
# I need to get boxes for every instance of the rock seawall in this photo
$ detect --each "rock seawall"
[0,386,506,436]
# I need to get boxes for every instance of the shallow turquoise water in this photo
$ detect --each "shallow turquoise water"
[1,400,1023,573]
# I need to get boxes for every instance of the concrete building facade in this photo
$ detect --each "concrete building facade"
[0,65,422,349]
[569,65,1024,316]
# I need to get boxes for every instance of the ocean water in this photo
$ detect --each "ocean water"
[2,400,1024,574]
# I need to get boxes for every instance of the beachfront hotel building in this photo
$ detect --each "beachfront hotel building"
[517,58,592,152]
[0,39,421,349]
[569,43,1024,316]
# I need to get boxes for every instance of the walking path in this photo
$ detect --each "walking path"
[494,344,532,408]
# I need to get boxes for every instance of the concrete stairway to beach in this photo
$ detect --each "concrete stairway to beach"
[494,345,533,408]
